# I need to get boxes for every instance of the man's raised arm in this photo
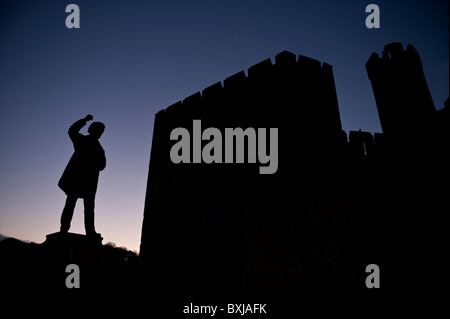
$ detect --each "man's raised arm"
[68,114,93,142]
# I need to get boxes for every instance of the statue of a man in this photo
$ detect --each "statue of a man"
[58,114,106,237]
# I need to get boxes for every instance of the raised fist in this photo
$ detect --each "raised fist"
[84,114,94,121]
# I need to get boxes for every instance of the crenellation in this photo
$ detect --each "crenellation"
[320,62,342,133]
[160,51,343,126]
[201,81,223,101]
[297,54,321,73]
[182,91,202,106]
[201,81,224,120]
[275,50,297,67]
[223,70,247,91]
[365,52,380,79]
[348,130,376,158]
[382,42,404,60]
[165,100,183,114]
[296,54,323,100]
[247,58,273,80]
[405,44,422,68]
[182,91,202,118]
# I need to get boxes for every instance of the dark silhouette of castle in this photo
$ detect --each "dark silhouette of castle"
[139,43,449,305]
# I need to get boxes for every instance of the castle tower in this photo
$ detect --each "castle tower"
[365,42,436,137]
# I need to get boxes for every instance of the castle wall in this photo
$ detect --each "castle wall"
[139,51,368,299]
[139,44,449,301]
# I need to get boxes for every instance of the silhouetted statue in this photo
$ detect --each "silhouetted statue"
[58,114,106,237]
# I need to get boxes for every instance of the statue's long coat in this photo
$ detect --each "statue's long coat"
[58,119,106,198]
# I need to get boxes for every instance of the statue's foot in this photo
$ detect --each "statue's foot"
[86,231,102,238]
[60,227,69,234]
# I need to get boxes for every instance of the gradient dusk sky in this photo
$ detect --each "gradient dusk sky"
[0,0,448,252]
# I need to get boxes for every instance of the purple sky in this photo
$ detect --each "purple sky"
[0,0,448,252]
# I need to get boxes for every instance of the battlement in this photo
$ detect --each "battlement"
[160,50,340,131]
[366,42,436,136]
[366,43,423,79]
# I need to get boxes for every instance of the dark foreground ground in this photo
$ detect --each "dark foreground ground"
[0,233,444,318]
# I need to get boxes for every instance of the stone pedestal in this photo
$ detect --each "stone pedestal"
[39,232,107,294]
[44,232,103,247]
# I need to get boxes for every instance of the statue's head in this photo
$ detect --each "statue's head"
[88,122,105,139]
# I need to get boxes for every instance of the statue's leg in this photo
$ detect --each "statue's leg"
[84,195,97,235]
[60,195,77,232]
